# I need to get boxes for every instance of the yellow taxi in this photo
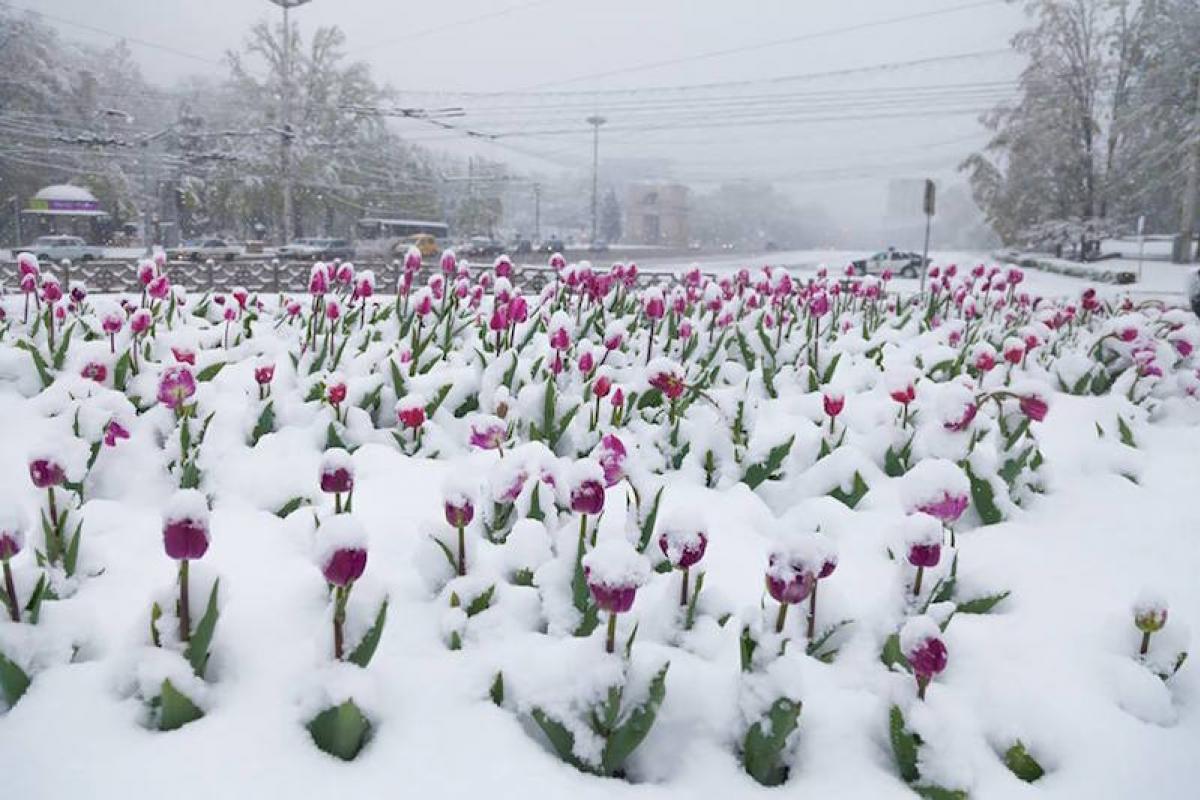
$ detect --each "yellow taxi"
[396,233,440,259]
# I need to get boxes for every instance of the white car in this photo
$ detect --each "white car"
[21,235,105,263]
[849,249,929,278]
[168,238,244,262]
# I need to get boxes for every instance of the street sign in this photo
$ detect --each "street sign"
[920,179,935,292]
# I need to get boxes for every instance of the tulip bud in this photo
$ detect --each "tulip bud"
[583,539,651,652]
[162,490,211,561]
[901,616,948,699]
[1134,591,1169,656]
[319,448,354,496]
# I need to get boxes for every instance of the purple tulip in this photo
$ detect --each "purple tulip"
[444,499,474,529]
[908,636,948,699]
[29,458,65,488]
[570,479,606,516]
[917,493,969,525]
[157,366,197,411]
[323,547,368,586]
[659,528,708,570]
[585,570,639,614]
[907,543,942,568]
[163,516,210,561]
[1019,394,1049,422]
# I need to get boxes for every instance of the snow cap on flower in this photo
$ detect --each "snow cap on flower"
[900,513,943,567]
[1133,589,1169,633]
[442,473,477,528]
[647,357,686,400]
[0,507,28,560]
[901,460,970,523]
[28,434,87,487]
[130,308,152,335]
[568,459,607,515]
[316,514,368,586]
[583,538,651,613]
[396,394,427,429]
[468,414,507,450]
[489,456,528,504]
[657,508,709,569]
[901,615,948,678]
[595,432,627,487]
[765,537,824,604]
[319,448,354,494]
[162,489,211,560]
[931,380,978,432]
[157,365,197,410]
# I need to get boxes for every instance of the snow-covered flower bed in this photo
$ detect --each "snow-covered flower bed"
[0,249,1197,797]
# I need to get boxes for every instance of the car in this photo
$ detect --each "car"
[21,235,105,263]
[510,236,532,255]
[393,233,440,260]
[849,248,929,278]
[167,238,244,262]
[587,240,610,253]
[459,236,504,258]
[277,238,356,261]
[538,237,566,254]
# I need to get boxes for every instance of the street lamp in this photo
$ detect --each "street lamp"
[267,0,313,245]
[586,115,606,244]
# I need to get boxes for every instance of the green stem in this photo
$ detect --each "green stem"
[807,579,819,640]
[178,559,190,643]
[1140,630,1152,656]
[913,565,924,596]
[457,523,466,576]
[774,602,788,633]
[606,611,617,654]
[333,585,347,660]
[680,567,689,607]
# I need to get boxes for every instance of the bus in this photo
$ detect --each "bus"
[355,217,449,256]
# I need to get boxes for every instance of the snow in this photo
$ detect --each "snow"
[900,615,942,655]
[314,514,368,567]
[899,513,944,547]
[163,488,209,527]
[1,250,1199,799]
[899,459,970,511]
[581,538,650,588]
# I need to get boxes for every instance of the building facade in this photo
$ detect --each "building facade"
[624,183,689,248]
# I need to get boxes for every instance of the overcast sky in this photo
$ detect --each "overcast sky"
[25,0,1029,229]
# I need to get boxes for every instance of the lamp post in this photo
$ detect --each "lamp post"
[586,115,606,244]
[267,0,312,246]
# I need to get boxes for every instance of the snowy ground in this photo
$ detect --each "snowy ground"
[0,255,1198,799]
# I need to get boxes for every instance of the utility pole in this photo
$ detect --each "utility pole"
[7,196,20,248]
[533,182,541,242]
[920,178,936,293]
[586,115,606,243]
[269,0,312,246]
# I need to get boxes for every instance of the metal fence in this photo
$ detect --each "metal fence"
[0,259,696,295]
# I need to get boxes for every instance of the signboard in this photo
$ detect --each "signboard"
[28,197,101,213]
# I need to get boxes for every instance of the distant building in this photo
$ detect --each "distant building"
[21,184,110,243]
[624,183,689,248]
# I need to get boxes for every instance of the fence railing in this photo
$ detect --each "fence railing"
[0,259,696,295]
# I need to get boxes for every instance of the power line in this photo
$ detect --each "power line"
[358,0,561,53]
[394,49,1017,99]
[518,0,1009,89]
[0,0,222,65]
